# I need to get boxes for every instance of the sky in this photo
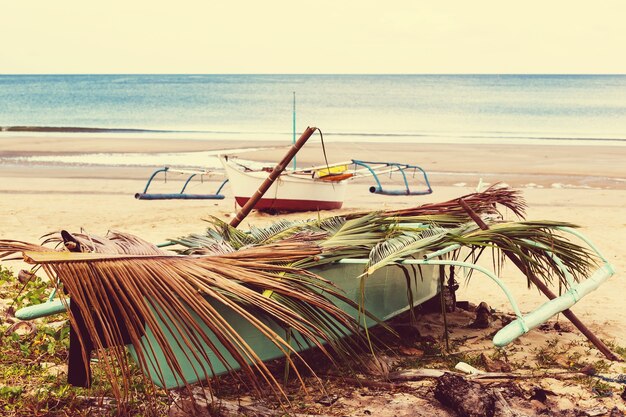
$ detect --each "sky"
[2,1,625,74]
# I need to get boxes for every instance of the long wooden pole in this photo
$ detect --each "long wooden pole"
[229,126,318,228]
[458,198,620,361]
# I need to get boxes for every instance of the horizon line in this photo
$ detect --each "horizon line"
[1,72,626,76]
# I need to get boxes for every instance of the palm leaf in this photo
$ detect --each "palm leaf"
[167,233,236,255]
[40,230,168,255]
[203,216,256,249]
[365,226,454,275]
[452,220,597,288]
[248,219,308,243]
[347,184,526,220]
[319,212,388,250]
[3,239,374,410]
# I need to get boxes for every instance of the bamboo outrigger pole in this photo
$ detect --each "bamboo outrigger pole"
[230,126,318,228]
[458,198,620,361]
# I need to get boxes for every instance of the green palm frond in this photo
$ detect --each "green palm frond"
[248,219,308,243]
[311,215,348,234]
[203,216,256,249]
[167,233,235,255]
[451,220,597,287]
[255,215,347,245]
[319,212,388,250]
[366,226,453,275]
[382,214,479,228]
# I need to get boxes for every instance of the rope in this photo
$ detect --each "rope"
[594,373,626,384]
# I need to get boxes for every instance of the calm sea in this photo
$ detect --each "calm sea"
[1,74,625,146]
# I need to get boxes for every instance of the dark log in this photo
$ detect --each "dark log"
[434,373,496,417]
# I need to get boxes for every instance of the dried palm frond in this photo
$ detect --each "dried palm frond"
[41,230,168,255]
[0,239,54,260]
[1,238,374,411]
[347,184,526,220]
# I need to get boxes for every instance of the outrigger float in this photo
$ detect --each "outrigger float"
[0,127,617,407]
[134,167,229,200]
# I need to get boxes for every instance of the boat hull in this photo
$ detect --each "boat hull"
[130,259,440,388]
[222,159,348,212]
[234,196,343,211]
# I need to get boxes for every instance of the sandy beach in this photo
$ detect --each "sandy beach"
[1,135,626,414]
[1,135,625,334]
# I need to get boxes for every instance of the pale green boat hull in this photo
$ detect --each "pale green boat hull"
[129,260,440,389]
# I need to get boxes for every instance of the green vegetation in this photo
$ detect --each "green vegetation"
[0,268,167,416]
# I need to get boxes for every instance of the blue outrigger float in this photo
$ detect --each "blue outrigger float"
[135,167,229,200]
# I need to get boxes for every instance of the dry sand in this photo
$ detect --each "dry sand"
[1,135,624,337]
[1,135,625,414]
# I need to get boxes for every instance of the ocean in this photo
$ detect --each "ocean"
[1,74,625,146]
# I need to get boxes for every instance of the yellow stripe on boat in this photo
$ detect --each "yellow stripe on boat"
[316,165,348,178]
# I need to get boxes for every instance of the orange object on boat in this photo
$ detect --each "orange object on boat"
[318,173,354,182]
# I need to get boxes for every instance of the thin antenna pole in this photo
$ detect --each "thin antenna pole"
[292,92,296,171]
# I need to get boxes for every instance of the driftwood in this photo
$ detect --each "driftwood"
[434,374,533,417]
[321,373,399,389]
[389,368,584,382]
[434,373,496,417]
[389,368,448,380]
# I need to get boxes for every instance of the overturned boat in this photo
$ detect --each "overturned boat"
[0,183,615,407]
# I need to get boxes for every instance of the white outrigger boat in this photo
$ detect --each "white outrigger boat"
[134,92,431,211]
[135,148,433,212]
[220,157,347,211]
[135,107,432,212]
[221,156,432,212]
